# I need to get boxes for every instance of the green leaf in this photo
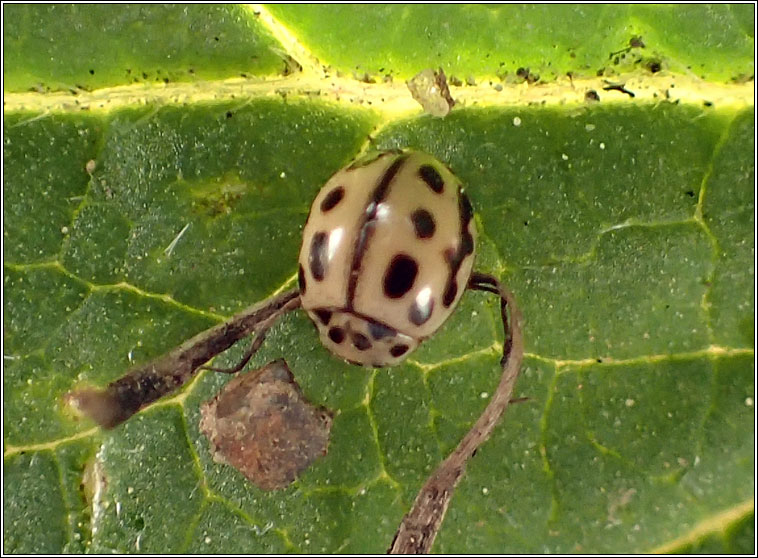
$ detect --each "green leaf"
[3,5,286,92]
[267,4,754,81]
[4,4,754,554]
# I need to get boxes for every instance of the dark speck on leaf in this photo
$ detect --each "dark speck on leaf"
[585,90,600,102]
[646,60,662,73]
[630,35,645,48]
[602,83,635,98]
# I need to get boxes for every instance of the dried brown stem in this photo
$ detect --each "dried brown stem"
[388,272,524,554]
[66,289,301,429]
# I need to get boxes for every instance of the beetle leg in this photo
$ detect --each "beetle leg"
[200,311,277,375]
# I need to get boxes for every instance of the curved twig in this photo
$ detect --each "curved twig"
[66,289,301,429]
[389,272,524,554]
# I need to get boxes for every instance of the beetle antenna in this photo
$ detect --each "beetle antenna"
[389,271,523,554]
[66,289,301,429]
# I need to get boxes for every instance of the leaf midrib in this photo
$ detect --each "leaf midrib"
[3,72,754,120]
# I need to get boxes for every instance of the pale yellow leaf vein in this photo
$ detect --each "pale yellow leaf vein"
[649,499,754,553]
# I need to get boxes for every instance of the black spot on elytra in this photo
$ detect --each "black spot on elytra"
[444,244,466,273]
[459,190,473,225]
[309,231,328,281]
[373,156,407,204]
[351,332,372,351]
[314,309,332,325]
[419,165,444,193]
[443,278,458,307]
[369,321,396,340]
[328,327,345,344]
[298,264,307,294]
[444,247,457,265]
[438,189,475,309]
[383,254,418,298]
[409,297,434,326]
[346,155,409,309]
[390,344,409,358]
[320,186,345,212]
[411,209,436,239]
[461,229,474,256]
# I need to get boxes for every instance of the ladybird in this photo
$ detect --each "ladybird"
[68,149,526,433]
[67,142,523,551]
[298,150,476,367]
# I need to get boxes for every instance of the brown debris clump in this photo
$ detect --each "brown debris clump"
[407,67,456,117]
[200,359,332,491]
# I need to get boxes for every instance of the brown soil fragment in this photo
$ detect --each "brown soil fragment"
[200,359,332,491]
